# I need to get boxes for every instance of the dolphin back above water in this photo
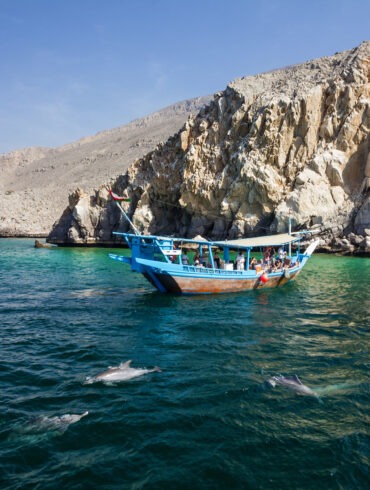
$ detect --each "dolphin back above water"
[84,360,161,384]
[35,411,89,432]
[49,411,89,427]
[267,375,319,399]
[15,411,89,438]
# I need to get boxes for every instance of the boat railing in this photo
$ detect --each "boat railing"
[182,265,254,276]
[181,263,301,276]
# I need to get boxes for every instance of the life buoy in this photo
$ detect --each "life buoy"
[260,273,268,283]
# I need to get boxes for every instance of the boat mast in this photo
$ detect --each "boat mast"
[288,209,292,257]
[109,189,140,236]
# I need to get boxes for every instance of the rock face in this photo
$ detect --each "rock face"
[0,97,210,237]
[48,42,370,254]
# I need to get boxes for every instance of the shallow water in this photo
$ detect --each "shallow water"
[0,239,369,489]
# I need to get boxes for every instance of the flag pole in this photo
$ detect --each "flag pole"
[108,189,140,236]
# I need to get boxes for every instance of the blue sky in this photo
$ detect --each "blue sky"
[0,0,369,154]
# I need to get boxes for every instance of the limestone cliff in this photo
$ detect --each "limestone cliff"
[48,42,370,254]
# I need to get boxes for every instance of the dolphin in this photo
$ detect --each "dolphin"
[25,411,89,432]
[84,360,161,384]
[40,411,89,430]
[267,375,320,399]
[11,411,89,442]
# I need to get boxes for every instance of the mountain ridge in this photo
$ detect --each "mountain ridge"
[0,95,211,236]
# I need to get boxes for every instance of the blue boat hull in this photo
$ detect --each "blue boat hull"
[109,232,318,295]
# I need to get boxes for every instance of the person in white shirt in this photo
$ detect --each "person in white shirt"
[236,251,245,270]
[181,250,189,265]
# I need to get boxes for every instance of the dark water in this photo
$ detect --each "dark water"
[0,239,369,490]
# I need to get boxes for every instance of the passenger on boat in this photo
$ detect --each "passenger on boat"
[267,248,276,267]
[263,247,273,264]
[254,259,264,273]
[181,249,189,265]
[283,257,291,267]
[170,243,178,262]
[193,253,201,266]
[271,259,283,271]
[249,257,257,270]
[236,251,245,270]
[214,251,221,269]
[278,247,286,260]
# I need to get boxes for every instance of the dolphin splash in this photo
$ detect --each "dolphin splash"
[267,375,320,399]
[84,360,161,384]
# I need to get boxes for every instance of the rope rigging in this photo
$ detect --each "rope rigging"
[110,188,272,234]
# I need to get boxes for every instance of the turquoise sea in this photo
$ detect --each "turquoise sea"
[0,238,369,490]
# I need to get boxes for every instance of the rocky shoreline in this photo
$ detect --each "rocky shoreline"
[16,233,369,256]
[3,230,369,256]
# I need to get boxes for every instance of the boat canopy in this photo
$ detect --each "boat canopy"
[213,233,300,249]
[116,232,302,249]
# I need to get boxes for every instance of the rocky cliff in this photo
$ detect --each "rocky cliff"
[0,97,210,237]
[48,42,370,254]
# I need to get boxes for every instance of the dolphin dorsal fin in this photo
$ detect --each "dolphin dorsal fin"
[291,375,302,384]
[120,360,132,368]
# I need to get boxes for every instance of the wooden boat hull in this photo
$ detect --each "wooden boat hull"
[143,268,301,294]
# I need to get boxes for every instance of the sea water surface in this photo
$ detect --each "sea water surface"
[0,239,369,490]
